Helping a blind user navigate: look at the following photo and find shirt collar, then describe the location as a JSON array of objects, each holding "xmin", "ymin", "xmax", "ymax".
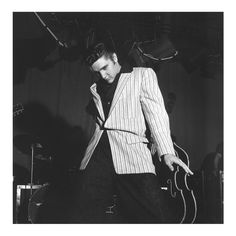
[{"xmin": 120, "ymin": 63, "xmax": 133, "ymax": 74}]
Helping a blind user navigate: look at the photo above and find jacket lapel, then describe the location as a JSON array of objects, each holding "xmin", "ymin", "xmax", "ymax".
[
  {"xmin": 90, "ymin": 83, "xmax": 105, "ymax": 121},
  {"xmin": 107, "ymin": 72, "xmax": 131, "ymax": 117}
]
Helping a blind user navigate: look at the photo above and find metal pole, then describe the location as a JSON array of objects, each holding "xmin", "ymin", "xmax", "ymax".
[{"xmin": 30, "ymin": 144, "xmax": 34, "ymax": 196}]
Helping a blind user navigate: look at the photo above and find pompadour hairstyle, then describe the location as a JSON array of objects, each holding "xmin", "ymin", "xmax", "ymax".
[{"xmin": 85, "ymin": 42, "xmax": 114, "ymax": 66}]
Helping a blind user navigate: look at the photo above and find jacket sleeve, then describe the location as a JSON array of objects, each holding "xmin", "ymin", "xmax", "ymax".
[{"xmin": 140, "ymin": 68, "xmax": 175, "ymax": 158}]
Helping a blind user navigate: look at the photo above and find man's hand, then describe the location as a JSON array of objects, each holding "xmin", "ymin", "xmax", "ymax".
[{"xmin": 163, "ymin": 154, "xmax": 194, "ymax": 175}]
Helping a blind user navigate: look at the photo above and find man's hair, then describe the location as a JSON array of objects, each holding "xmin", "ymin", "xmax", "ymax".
[{"xmin": 85, "ymin": 42, "xmax": 115, "ymax": 66}]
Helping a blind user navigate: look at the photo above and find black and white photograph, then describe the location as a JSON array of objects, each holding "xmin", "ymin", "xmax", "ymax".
[{"xmin": 12, "ymin": 11, "xmax": 224, "ymax": 225}]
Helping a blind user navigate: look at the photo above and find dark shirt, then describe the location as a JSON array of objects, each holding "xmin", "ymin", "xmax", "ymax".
[
  {"xmin": 96, "ymin": 64, "xmax": 133, "ymax": 119},
  {"xmin": 90, "ymin": 64, "xmax": 133, "ymax": 169}
]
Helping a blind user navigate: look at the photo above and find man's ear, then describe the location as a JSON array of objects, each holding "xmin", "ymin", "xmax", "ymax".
[{"xmin": 112, "ymin": 53, "xmax": 118, "ymax": 63}]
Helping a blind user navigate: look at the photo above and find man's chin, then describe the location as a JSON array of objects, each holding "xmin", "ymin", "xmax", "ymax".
[{"xmin": 106, "ymin": 78, "xmax": 115, "ymax": 84}]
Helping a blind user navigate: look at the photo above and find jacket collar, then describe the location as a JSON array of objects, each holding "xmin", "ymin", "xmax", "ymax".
[{"xmin": 90, "ymin": 66, "xmax": 133, "ymax": 120}]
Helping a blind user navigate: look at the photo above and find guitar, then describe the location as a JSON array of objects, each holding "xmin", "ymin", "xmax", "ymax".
[{"xmin": 155, "ymin": 142, "xmax": 198, "ymax": 223}]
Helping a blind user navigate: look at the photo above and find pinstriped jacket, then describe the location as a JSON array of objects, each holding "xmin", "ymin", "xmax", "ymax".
[{"xmin": 80, "ymin": 67, "xmax": 175, "ymax": 174}]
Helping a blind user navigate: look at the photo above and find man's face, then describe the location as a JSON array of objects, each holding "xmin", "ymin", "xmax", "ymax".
[{"xmin": 91, "ymin": 53, "xmax": 120, "ymax": 84}]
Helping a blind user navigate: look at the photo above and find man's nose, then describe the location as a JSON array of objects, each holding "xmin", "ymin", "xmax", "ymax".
[{"xmin": 100, "ymin": 71, "xmax": 106, "ymax": 79}]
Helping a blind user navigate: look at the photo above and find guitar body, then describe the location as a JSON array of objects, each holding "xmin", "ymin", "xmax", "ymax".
[{"xmin": 156, "ymin": 143, "xmax": 197, "ymax": 223}]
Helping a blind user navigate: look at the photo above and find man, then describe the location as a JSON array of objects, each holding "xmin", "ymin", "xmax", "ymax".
[{"xmin": 77, "ymin": 42, "xmax": 193, "ymax": 223}]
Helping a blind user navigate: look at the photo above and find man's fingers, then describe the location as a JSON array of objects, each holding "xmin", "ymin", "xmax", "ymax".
[
  {"xmin": 167, "ymin": 163, "xmax": 174, "ymax": 172},
  {"xmin": 164, "ymin": 155, "xmax": 194, "ymax": 175},
  {"xmin": 176, "ymin": 159, "xmax": 194, "ymax": 175},
  {"xmin": 171, "ymin": 158, "xmax": 194, "ymax": 175}
]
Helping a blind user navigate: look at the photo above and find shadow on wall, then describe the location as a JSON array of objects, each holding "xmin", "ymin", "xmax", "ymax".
[{"xmin": 13, "ymin": 101, "xmax": 88, "ymax": 223}]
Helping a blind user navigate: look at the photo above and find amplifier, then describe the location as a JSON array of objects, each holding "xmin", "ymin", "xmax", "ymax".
[{"xmin": 14, "ymin": 184, "xmax": 43, "ymax": 223}]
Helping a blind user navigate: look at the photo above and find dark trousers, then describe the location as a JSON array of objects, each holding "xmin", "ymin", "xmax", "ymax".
[{"xmin": 76, "ymin": 144, "xmax": 172, "ymax": 223}]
